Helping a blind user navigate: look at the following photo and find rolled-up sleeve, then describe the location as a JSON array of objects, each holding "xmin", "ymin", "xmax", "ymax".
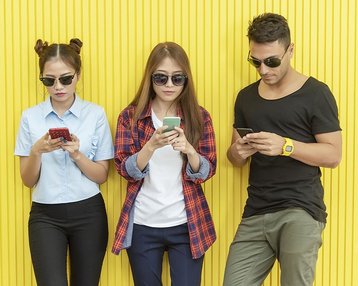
[
  {"xmin": 183, "ymin": 108, "xmax": 217, "ymax": 184},
  {"xmin": 185, "ymin": 155, "xmax": 210, "ymax": 180},
  {"xmin": 125, "ymin": 153, "xmax": 149, "ymax": 180}
]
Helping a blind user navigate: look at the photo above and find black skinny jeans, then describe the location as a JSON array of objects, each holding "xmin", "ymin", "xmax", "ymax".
[{"xmin": 28, "ymin": 193, "xmax": 108, "ymax": 286}]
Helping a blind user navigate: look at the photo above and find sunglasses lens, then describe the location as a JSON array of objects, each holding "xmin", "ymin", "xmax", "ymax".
[
  {"xmin": 152, "ymin": 74, "xmax": 187, "ymax": 86},
  {"xmin": 264, "ymin": 58, "xmax": 281, "ymax": 68},
  {"xmin": 40, "ymin": 74, "xmax": 75, "ymax": 86},
  {"xmin": 171, "ymin": 75, "xmax": 187, "ymax": 86},
  {"xmin": 58, "ymin": 75, "xmax": 74, "ymax": 85},
  {"xmin": 40, "ymin": 78, "xmax": 55, "ymax": 86},
  {"xmin": 248, "ymin": 58, "xmax": 261, "ymax": 68},
  {"xmin": 152, "ymin": 74, "xmax": 168, "ymax": 86},
  {"xmin": 248, "ymin": 57, "xmax": 282, "ymax": 68}
]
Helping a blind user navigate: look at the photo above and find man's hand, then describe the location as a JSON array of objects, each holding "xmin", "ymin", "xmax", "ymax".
[{"xmin": 245, "ymin": 132, "xmax": 285, "ymax": 156}]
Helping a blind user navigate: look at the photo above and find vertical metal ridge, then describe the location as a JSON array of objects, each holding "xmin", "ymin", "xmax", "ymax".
[{"xmin": 0, "ymin": 1, "xmax": 357, "ymax": 285}]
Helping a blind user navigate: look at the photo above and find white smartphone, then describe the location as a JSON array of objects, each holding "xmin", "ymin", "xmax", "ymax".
[{"xmin": 163, "ymin": 117, "xmax": 180, "ymax": 132}]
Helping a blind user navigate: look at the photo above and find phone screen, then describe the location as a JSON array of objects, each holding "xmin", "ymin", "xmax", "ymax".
[
  {"xmin": 236, "ymin": 127, "xmax": 254, "ymax": 137},
  {"xmin": 49, "ymin": 127, "xmax": 72, "ymax": 141},
  {"xmin": 163, "ymin": 117, "xmax": 180, "ymax": 132}
]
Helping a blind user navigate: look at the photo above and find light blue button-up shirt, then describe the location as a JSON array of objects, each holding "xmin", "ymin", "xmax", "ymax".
[{"xmin": 15, "ymin": 95, "xmax": 114, "ymax": 204}]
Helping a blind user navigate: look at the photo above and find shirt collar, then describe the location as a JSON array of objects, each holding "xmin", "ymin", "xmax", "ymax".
[
  {"xmin": 43, "ymin": 94, "xmax": 82, "ymax": 118},
  {"xmin": 68, "ymin": 95, "xmax": 82, "ymax": 118}
]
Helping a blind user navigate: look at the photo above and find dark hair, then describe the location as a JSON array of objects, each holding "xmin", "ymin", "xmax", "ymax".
[
  {"xmin": 34, "ymin": 38, "xmax": 83, "ymax": 74},
  {"xmin": 247, "ymin": 13, "xmax": 291, "ymax": 47},
  {"xmin": 131, "ymin": 42, "xmax": 203, "ymax": 148}
]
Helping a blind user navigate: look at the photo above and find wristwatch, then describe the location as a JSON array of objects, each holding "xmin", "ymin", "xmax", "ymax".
[{"xmin": 281, "ymin": 137, "xmax": 294, "ymax": 156}]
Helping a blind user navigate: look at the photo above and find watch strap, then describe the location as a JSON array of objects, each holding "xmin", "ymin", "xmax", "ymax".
[{"xmin": 281, "ymin": 137, "xmax": 294, "ymax": 156}]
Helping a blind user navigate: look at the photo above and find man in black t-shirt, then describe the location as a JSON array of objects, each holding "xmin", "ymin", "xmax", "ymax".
[{"xmin": 223, "ymin": 13, "xmax": 342, "ymax": 286}]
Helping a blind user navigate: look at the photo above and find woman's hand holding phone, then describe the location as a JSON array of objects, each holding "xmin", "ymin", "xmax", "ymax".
[
  {"xmin": 161, "ymin": 116, "xmax": 195, "ymax": 153},
  {"xmin": 60, "ymin": 134, "xmax": 81, "ymax": 160},
  {"xmin": 170, "ymin": 127, "xmax": 194, "ymax": 154},
  {"xmin": 145, "ymin": 126, "xmax": 177, "ymax": 152},
  {"xmin": 137, "ymin": 126, "xmax": 181, "ymax": 171},
  {"xmin": 170, "ymin": 126, "xmax": 200, "ymax": 171},
  {"xmin": 31, "ymin": 127, "xmax": 80, "ymax": 158},
  {"xmin": 47, "ymin": 127, "xmax": 80, "ymax": 157},
  {"xmin": 144, "ymin": 117, "xmax": 181, "ymax": 152},
  {"xmin": 30, "ymin": 133, "xmax": 63, "ymax": 155}
]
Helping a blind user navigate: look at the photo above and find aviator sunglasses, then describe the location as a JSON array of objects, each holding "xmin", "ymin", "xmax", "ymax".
[
  {"xmin": 40, "ymin": 73, "xmax": 76, "ymax": 87},
  {"xmin": 247, "ymin": 45, "xmax": 290, "ymax": 68},
  {"xmin": 152, "ymin": 73, "xmax": 187, "ymax": 86}
]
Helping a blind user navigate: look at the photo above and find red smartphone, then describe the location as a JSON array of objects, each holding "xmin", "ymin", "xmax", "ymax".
[{"xmin": 48, "ymin": 127, "xmax": 72, "ymax": 142}]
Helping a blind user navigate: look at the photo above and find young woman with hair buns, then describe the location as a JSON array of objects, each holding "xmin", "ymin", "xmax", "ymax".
[{"xmin": 14, "ymin": 38, "xmax": 114, "ymax": 286}]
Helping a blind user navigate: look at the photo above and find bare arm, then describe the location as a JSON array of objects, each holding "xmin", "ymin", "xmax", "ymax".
[
  {"xmin": 19, "ymin": 133, "xmax": 63, "ymax": 188},
  {"xmin": 136, "ymin": 126, "xmax": 201, "ymax": 172},
  {"xmin": 71, "ymin": 155, "xmax": 109, "ymax": 184},
  {"xmin": 172, "ymin": 127, "xmax": 200, "ymax": 172},
  {"xmin": 290, "ymin": 131, "xmax": 342, "ymax": 168},
  {"xmin": 20, "ymin": 153, "xmax": 42, "ymax": 188},
  {"xmin": 245, "ymin": 130, "xmax": 342, "ymax": 168},
  {"xmin": 186, "ymin": 150, "xmax": 200, "ymax": 172},
  {"xmin": 136, "ymin": 126, "xmax": 179, "ymax": 171},
  {"xmin": 62, "ymin": 134, "xmax": 110, "ymax": 184}
]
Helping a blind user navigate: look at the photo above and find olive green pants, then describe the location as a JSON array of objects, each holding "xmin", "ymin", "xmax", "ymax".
[{"xmin": 223, "ymin": 208, "xmax": 325, "ymax": 286}]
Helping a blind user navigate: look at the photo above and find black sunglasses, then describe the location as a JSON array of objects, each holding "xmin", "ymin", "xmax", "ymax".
[
  {"xmin": 152, "ymin": 73, "xmax": 187, "ymax": 86},
  {"xmin": 247, "ymin": 45, "xmax": 290, "ymax": 68},
  {"xmin": 40, "ymin": 74, "xmax": 76, "ymax": 87}
]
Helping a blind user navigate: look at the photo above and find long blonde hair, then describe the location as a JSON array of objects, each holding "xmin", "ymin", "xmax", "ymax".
[{"xmin": 131, "ymin": 42, "xmax": 203, "ymax": 148}]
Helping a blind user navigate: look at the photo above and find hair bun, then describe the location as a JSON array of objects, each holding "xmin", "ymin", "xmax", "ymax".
[
  {"xmin": 34, "ymin": 39, "xmax": 49, "ymax": 57},
  {"xmin": 69, "ymin": 38, "xmax": 83, "ymax": 54}
]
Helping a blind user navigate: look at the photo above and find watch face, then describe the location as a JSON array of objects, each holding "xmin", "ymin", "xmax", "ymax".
[{"xmin": 285, "ymin": 145, "xmax": 293, "ymax": 152}]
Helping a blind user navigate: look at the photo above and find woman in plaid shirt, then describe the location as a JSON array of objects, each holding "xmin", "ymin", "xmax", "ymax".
[{"xmin": 112, "ymin": 42, "xmax": 217, "ymax": 286}]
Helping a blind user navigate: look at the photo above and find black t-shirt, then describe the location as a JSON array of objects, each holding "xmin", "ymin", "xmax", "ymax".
[{"xmin": 234, "ymin": 77, "xmax": 341, "ymax": 222}]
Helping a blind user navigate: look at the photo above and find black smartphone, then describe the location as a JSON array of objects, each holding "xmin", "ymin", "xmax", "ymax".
[
  {"xmin": 48, "ymin": 127, "xmax": 72, "ymax": 142},
  {"xmin": 236, "ymin": 127, "xmax": 254, "ymax": 137}
]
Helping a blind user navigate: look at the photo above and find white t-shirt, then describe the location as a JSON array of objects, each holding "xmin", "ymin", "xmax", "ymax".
[{"xmin": 133, "ymin": 111, "xmax": 187, "ymax": 227}]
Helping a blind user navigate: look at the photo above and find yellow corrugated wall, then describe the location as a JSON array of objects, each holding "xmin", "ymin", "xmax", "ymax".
[{"xmin": 0, "ymin": 0, "xmax": 357, "ymax": 285}]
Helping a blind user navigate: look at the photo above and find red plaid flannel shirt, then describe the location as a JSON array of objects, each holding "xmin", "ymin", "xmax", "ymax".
[{"xmin": 111, "ymin": 103, "xmax": 217, "ymax": 259}]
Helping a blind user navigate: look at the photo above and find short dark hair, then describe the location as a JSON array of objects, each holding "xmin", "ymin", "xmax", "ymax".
[{"xmin": 247, "ymin": 13, "xmax": 291, "ymax": 47}]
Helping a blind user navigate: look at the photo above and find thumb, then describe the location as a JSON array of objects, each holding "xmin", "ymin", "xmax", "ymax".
[
  {"xmin": 44, "ymin": 132, "xmax": 51, "ymax": 140},
  {"xmin": 70, "ymin": 134, "xmax": 80, "ymax": 143}
]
